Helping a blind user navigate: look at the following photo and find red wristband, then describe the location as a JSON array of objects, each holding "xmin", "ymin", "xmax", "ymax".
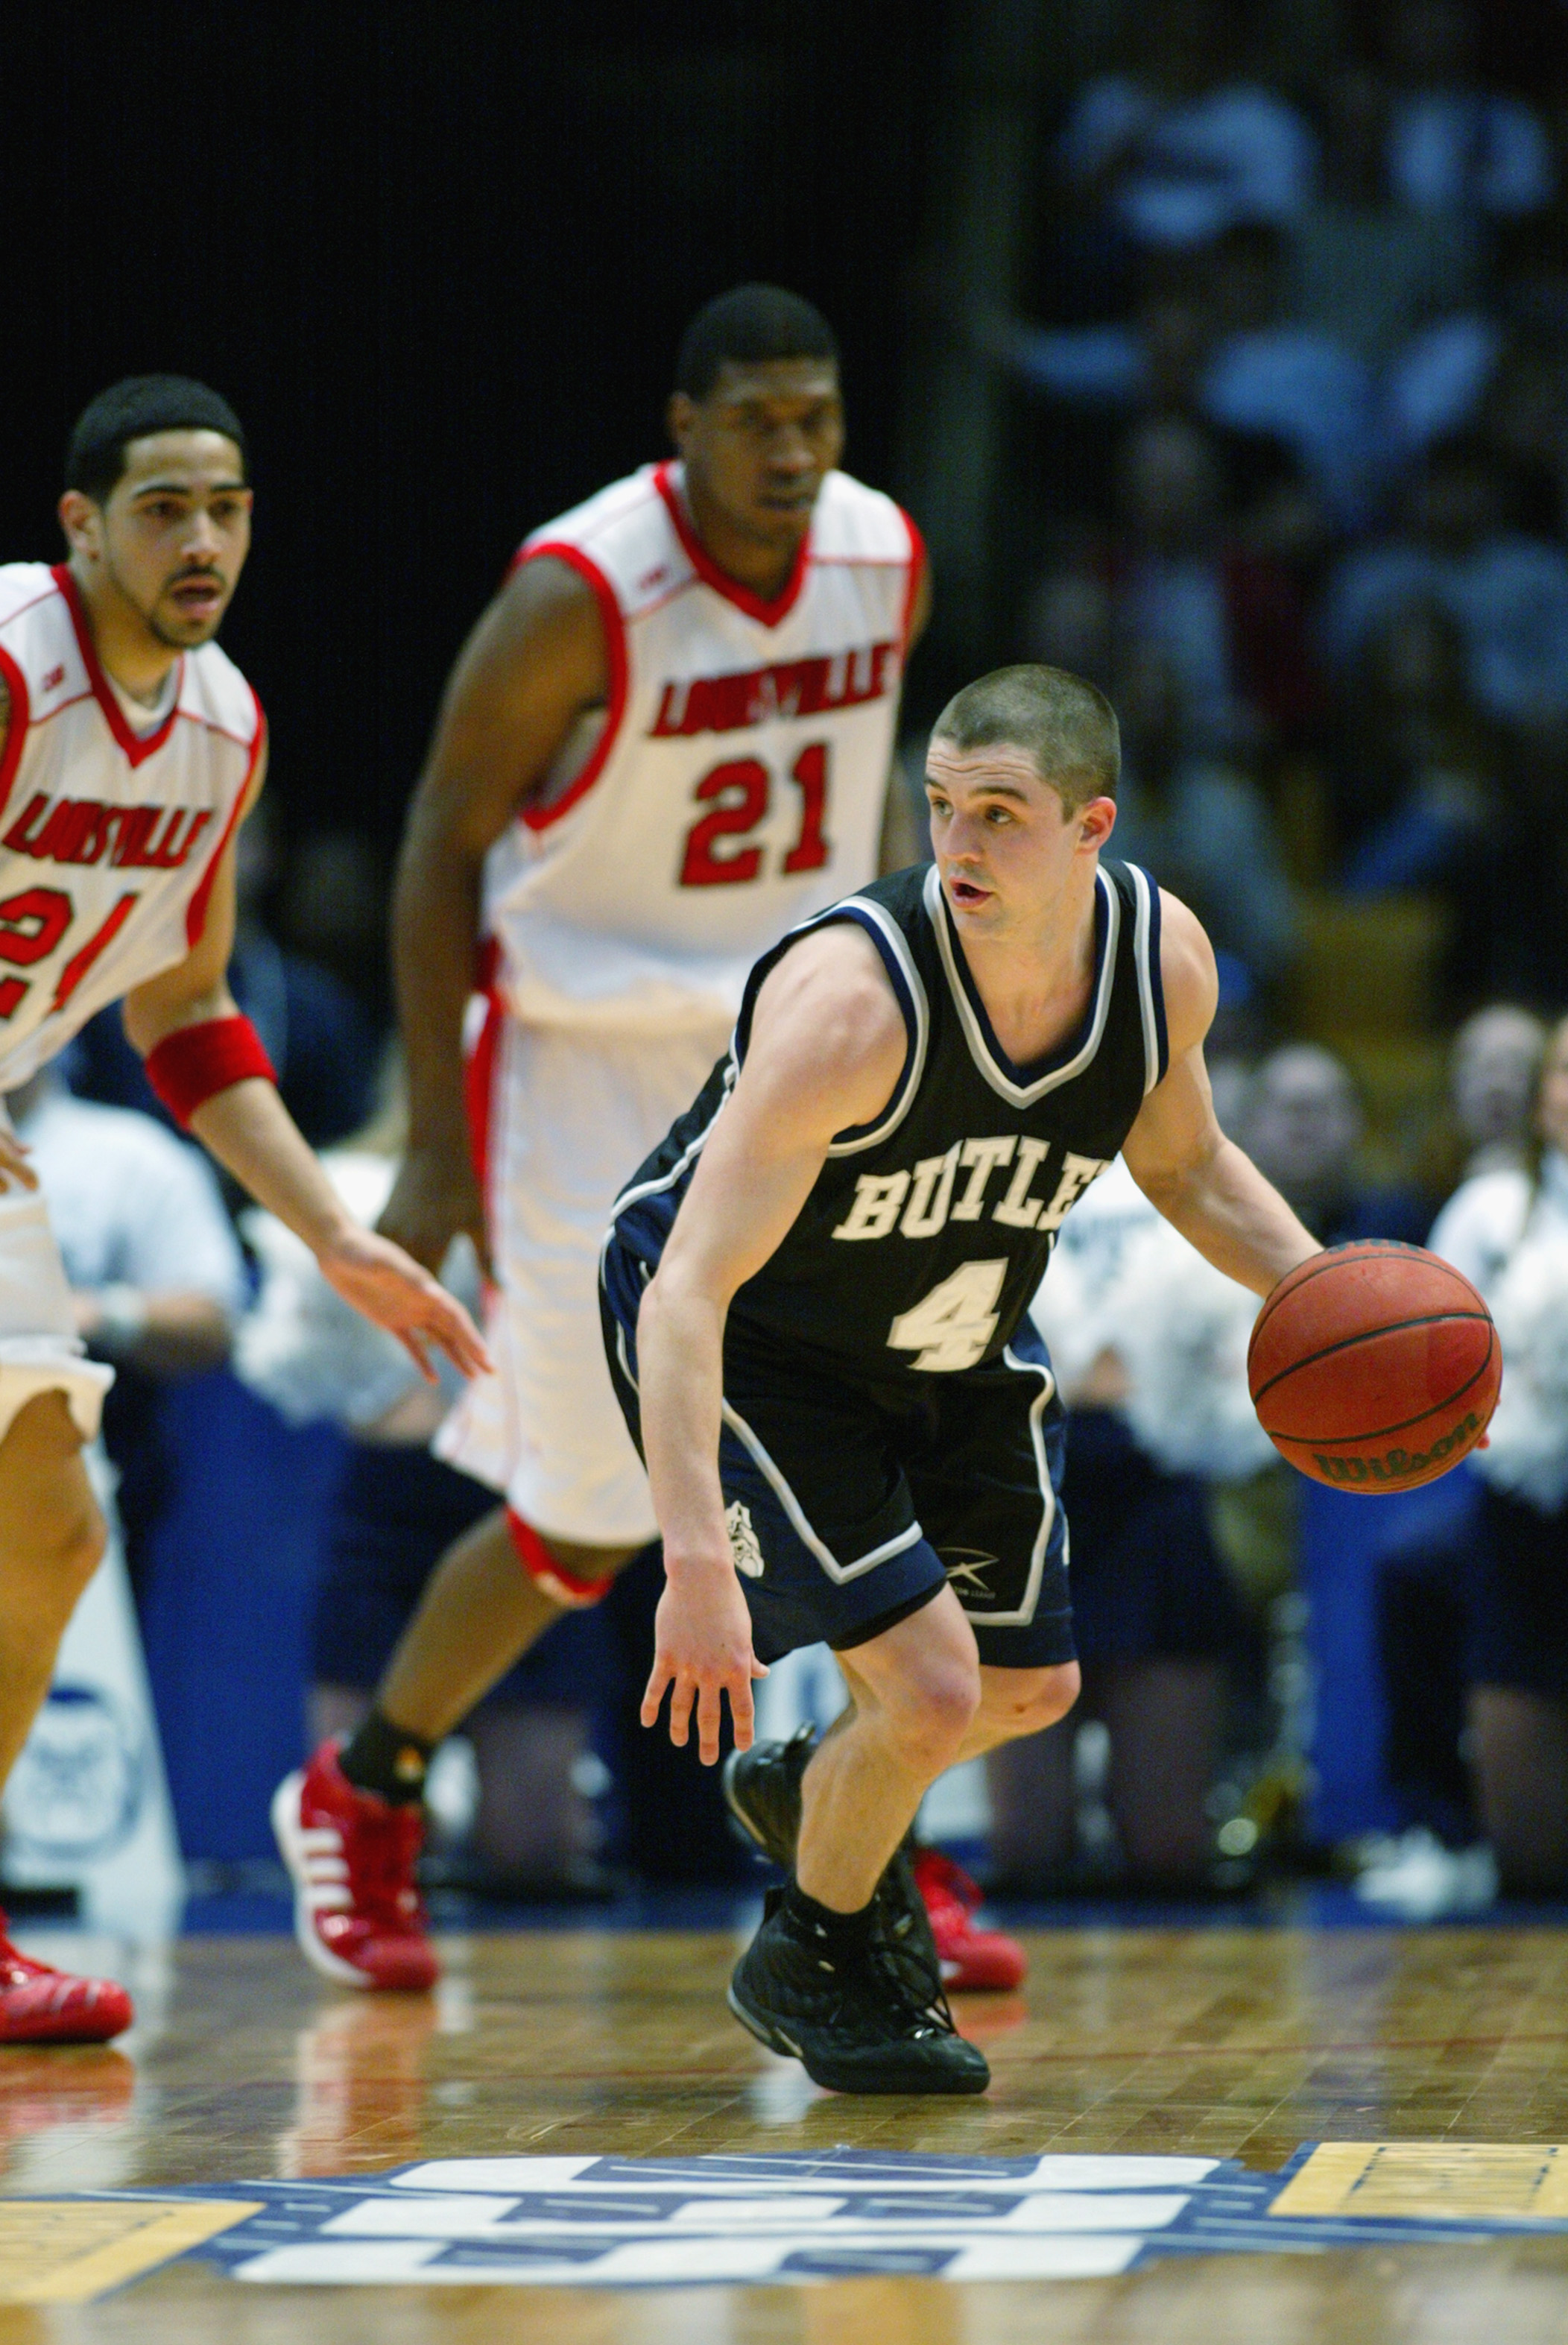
[{"xmin": 144, "ymin": 1014, "xmax": 276, "ymax": 1129}]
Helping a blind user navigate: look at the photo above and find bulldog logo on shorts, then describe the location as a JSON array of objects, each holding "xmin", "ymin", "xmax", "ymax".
[{"xmin": 725, "ymin": 1501, "xmax": 765, "ymax": 1578}]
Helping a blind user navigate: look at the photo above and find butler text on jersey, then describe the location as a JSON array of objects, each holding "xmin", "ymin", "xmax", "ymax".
[{"xmin": 832, "ymin": 1143, "xmax": 1107, "ymax": 1245}]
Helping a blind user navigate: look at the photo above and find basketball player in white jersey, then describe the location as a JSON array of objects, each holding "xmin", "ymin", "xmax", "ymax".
[
  {"xmin": 274, "ymin": 285, "xmax": 957, "ymax": 1989},
  {"xmin": 0, "ymin": 376, "xmax": 484, "ymax": 2043}
]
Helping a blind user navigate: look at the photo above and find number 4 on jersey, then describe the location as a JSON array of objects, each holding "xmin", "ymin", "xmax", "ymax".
[{"xmin": 888, "ymin": 1260, "xmax": 1008, "ymax": 1372}]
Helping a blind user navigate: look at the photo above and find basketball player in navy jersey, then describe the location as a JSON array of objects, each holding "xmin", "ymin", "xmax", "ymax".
[
  {"xmin": 0, "ymin": 378, "xmax": 485, "ymax": 2044},
  {"xmin": 276, "ymin": 285, "xmax": 1040, "ymax": 1993},
  {"xmin": 601, "ymin": 664, "xmax": 1320, "ymax": 2092}
]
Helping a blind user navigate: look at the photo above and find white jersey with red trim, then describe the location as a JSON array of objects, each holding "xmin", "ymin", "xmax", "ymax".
[
  {"xmin": 481, "ymin": 461, "xmax": 922, "ymax": 1036},
  {"xmin": 0, "ymin": 563, "xmax": 262, "ymax": 1089}
]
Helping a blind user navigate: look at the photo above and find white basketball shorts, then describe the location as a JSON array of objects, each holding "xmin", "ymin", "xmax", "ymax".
[
  {"xmin": 435, "ymin": 1016, "xmax": 730, "ymax": 1547},
  {"xmin": 0, "ymin": 1186, "xmax": 114, "ymax": 1446}
]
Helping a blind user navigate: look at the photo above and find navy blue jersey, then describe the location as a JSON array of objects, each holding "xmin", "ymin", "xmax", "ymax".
[{"xmin": 609, "ymin": 859, "xmax": 1169, "ymax": 1387}]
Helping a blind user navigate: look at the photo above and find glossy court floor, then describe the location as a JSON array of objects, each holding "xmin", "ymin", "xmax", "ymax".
[{"xmin": 7, "ymin": 1910, "xmax": 1568, "ymax": 2344}]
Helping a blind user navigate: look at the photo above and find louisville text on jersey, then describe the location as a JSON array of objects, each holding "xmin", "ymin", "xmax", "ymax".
[
  {"xmin": 650, "ymin": 643, "xmax": 900, "ymax": 738},
  {"xmin": 2, "ymin": 793, "xmax": 215, "ymax": 872},
  {"xmin": 832, "ymin": 1140, "xmax": 1108, "ymax": 1243}
]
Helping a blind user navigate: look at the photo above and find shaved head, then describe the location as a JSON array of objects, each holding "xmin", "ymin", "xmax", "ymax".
[{"xmin": 933, "ymin": 663, "xmax": 1119, "ymax": 812}]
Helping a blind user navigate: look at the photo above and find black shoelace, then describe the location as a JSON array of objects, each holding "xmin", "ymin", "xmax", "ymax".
[{"xmin": 865, "ymin": 1937, "xmax": 961, "ymax": 2039}]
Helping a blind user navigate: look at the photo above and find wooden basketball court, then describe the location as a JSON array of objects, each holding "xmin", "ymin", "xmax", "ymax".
[{"xmin": 5, "ymin": 1913, "xmax": 1568, "ymax": 2341}]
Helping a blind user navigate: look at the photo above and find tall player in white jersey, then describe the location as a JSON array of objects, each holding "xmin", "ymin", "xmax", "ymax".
[
  {"xmin": 274, "ymin": 287, "xmax": 933, "ymax": 1989},
  {"xmin": 0, "ymin": 377, "xmax": 484, "ymax": 2044}
]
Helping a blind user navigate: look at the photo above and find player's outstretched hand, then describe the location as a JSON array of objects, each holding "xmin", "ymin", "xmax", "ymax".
[
  {"xmin": 377, "ymin": 1140, "xmax": 491, "ymax": 1279},
  {"xmin": 643, "ymin": 1568, "xmax": 768, "ymax": 1767},
  {"xmin": 0, "ymin": 1125, "xmax": 37, "ymax": 1194},
  {"xmin": 317, "ymin": 1223, "xmax": 491, "ymax": 1383}
]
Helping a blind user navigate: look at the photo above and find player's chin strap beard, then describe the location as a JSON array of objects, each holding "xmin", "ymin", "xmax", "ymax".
[
  {"xmin": 99, "ymin": 549, "xmax": 221, "ymax": 651},
  {"xmin": 152, "ymin": 575, "xmax": 225, "ymax": 648}
]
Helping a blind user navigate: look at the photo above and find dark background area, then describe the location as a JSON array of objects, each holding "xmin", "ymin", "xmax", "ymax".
[{"xmin": 1, "ymin": 1, "xmax": 941, "ymax": 851}]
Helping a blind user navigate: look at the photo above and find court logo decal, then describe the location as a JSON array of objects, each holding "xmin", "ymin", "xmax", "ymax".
[
  {"xmin": 0, "ymin": 2199, "xmax": 259, "ymax": 2304},
  {"xmin": 28, "ymin": 2144, "xmax": 1568, "ymax": 2296}
]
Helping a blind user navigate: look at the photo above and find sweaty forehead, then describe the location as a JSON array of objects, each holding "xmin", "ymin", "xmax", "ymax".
[
  {"xmin": 707, "ymin": 359, "xmax": 841, "ymax": 408},
  {"xmin": 118, "ymin": 429, "xmax": 247, "ymax": 490},
  {"xmin": 926, "ymin": 738, "xmax": 1046, "ymax": 793}
]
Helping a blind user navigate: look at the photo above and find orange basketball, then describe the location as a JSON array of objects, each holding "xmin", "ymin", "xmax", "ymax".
[{"xmin": 1247, "ymin": 1240, "xmax": 1500, "ymax": 1492}]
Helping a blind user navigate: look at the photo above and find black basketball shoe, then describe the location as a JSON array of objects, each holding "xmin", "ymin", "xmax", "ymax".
[
  {"xmin": 722, "ymin": 1728, "xmax": 815, "ymax": 1866},
  {"xmin": 724, "ymin": 1732, "xmax": 945, "ymax": 2009},
  {"xmin": 728, "ymin": 1889, "xmax": 990, "ymax": 2095}
]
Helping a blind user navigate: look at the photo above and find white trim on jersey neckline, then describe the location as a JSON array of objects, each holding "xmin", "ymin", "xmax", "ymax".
[{"xmin": 923, "ymin": 862, "xmax": 1122, "ymax": 1108}]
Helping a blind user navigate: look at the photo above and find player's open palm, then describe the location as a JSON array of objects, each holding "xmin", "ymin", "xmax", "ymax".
[
  {"xmin": 643, "ymin": 1570, "xmax": 768, "ymax": 1767},
  {"xmin": 377, "ymin": 1140, "xmax": 491, "ymax": 1278},
  {"xmin": 317, "ymin": 1222, "xmax": 491, "ymax": 1383}
]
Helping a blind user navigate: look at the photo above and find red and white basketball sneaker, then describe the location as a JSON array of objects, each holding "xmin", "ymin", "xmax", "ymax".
[
  {"xmin": 0, "ymin": 1919, "xmax": 133, "ymax": 2043},
  {"xmin": 272, "ymin": 1742, "xmax": 438, "ymax": 1992},
  {"xmin": 914, "ymin": 1849, "xmax": 1028, "ymax": 1993}
]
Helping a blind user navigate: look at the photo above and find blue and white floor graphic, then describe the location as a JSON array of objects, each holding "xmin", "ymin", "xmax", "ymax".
[{"xmin": 27, "ymin": 2142, "xmax": 1568, "ymax": 2296}]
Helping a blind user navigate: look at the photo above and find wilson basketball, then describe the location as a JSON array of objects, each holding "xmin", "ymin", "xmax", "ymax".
[{"xmin": 1247, "ymin": 1241, "xmax": 1500, "ymax": 1492}]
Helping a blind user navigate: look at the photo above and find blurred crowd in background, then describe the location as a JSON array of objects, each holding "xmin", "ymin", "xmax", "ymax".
[
  {"xmin": 970, "ymin": 0, "xmax": 1568, "ymax": 1919},
  {"xmin": 1002, "ymin": 0, "xmax": 1568, "ymax": 1033},
  {"xmin": 14, "ymin": 0, "xmax": 1568, "ymax": 1928}
]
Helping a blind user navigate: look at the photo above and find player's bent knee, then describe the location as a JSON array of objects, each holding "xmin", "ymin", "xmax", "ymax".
[
  {"xmin": 11, "ymin": 1495, "xmax": 107, "ymax": 1601},
  {"xmin": 51, "ymin": 1503, "xmax": 108, "ymax": 1595},
  {"xmin": 505, "ymin": 1509, "xmax": 628, "ymax": 1609},
  {"xmin": 882, "ymin": 1658, "xmax": 982, "ymax": 1764},
  {"xmin": 0, "ymin": 1390, "xmax": 107, "ymax": 1594},
  {"xmin": 996, "ymin": 1661, "xmax": 1081, "ymax": 1739}
]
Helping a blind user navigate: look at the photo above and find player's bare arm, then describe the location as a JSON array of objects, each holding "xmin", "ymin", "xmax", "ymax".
[
  {"xmin": 636, "ymin": 924, "xmax": 907, "ymax": 1764},
  {"xmin": 1122, "ymin": 890, "xmax": 1319, "ymax": 1293},
  {"xmin": 122, "ymin": 749, "xmax": 487, "ymax": 1383},
  {"xmin": 379, "ymin": 556, "xmax": 609, "ymax": 1273},
  {"xmin": 876, "ymin": 561, "xmax": 935, "ymax": 872},
  {"xmin": 0, "ymin": 675, "xmax": 35, "ymax": 1198},
  {"xmin": 907, "ymin": 560, "xmax": 932, "ymax": 653}
]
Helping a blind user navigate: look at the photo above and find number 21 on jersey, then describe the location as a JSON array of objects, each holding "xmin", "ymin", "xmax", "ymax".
[
  {"xmin": 679, "ymin": 742, "xmax": 830, "ymax": 887},
  {"xmin": 0, "ymin": 886, "xmax": 139, "ymax": 1020}
]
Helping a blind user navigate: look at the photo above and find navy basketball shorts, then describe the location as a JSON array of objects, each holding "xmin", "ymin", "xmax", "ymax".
[{"xmin": 600, "ymin": 1237, "xmax": 1074, "ymax": 1672}]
